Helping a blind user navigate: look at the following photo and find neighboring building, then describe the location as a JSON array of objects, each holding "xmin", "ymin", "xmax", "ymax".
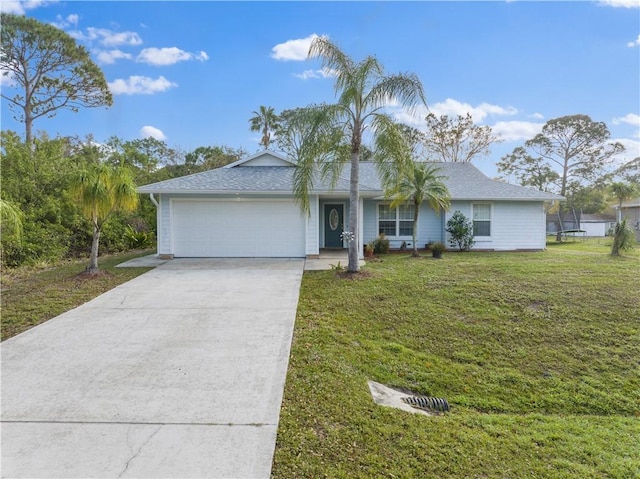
[
  {"xmin": 618, "ymin": 198, "xmax": 640, "ymax": 241},
  {"xmin": 138, "ymin": 150, "xmax": 564, "ymax": 258},
  {"xmin": 579, "ymin": 213, "xmax": 617, "ymax": 237}
]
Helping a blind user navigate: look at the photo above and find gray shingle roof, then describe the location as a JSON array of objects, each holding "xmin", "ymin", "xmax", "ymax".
[{"xmin": 138, "ymin": 162, "xmax": 564, "ymax": 201}]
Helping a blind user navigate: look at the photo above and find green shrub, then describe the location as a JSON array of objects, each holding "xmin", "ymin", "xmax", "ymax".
[
  {"xmin": 611, "ymin": 219, "xmax": 635, "ymax": 256},
  {"xmin": 124, "ymin": 225, "xmax": 154, "ymax": 249},
  {"xmin": 446, "ymin": 211, "xmax": 475, "ymax": 251},
  {"xmin": 372, "ymin": 233, "xmax": 390, "ymax": 255}
]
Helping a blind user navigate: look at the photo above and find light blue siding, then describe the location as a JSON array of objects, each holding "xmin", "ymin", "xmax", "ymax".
[
  {"xmin": 363, "ymin": 200, "xmax": 446, "ymax": 249},
  {"xmin": 445, "ymin": 201, "xmax": 546, "ymax": 250}
]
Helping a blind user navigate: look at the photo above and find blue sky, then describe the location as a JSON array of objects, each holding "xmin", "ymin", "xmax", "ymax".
[{"xmin": 2, "ymin": 0, "xmax": 639, "ymax": 178}]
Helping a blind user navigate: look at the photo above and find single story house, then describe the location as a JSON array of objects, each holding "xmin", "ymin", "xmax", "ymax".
[
  {"xmin": 580, "ymin": 213, "xmax": 616, "ymax": 237},
  {"xmin": 138, "ymin": 150, "xmax": 564, "ymax": 259},
  {"xmin": 546, "ymin": 210, "xmax": 616, "ymax": 238},
  {"xmin": 618, "ymin": 198, "xmax": 640, "ymax": 241}
]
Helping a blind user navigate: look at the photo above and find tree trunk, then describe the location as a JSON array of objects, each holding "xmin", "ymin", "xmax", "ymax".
[
  {"xmin": 617, "ymin": 200, "xmax": 622, "ymax": 223},
  {"xmin": 87, "ymin": 221, "xmax": 101, "ymax": 275},
  {"xmin": 25, "ymin": 110, "xmax": 33, "ymax": 152},
  {"xmin": 347, "ymin": 149, "xmax": 360, "ymax": 273},
  {"xmin": 412, "ymin": 199, "xmax": 420, "ymax": 257},
  {"xmin": 555, "ymin": 204, "xmax": 564, "ymax": 242}
]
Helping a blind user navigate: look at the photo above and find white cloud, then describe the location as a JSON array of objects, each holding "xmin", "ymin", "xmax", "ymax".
[
  {"xmin": 608, "ymin": 138, "xmax": 640, "ymax": 166},
  {"xmin": 492, "ymin": 120, "xmax": 545, "ymax": 142},
  {"xmin": 271, "ymin": 34, "xmax": 319, "ymax": 61},
  {"xmin": 69, "ymin": 27, "xmax": 142, "ymax": 47},
  {"xmin": 51, "ymin": 13, "xmax": 79, "ymax": 29},
  {"xmin": 293, "ymin": 68, "xmax": 336, "ymax": 80},
  {"xmin": 627, "ymin": 34, "xmax": 640, "ymax": 47},
  {"xmin": 0, "ymin": 68, "xmax": 17, "ymax": 87},
  {"xmin": 108, "ymin": 76, "xmax": 177, "ymax": 95},
  {"xmin": 95, "ymin": 49, "xmax": 132, "ymax": 65},
  {"xmin": 613, "ymin": 113, "xmax": 640, "ymax": 126},
  {"xmin": 598, "ymin": 0, "xmax": 640, "ymax": 7},
  {"xmin": 393, "ymin": 99, "xmax": 519, "ymax": 131},
  {"xmin": 136, "ymin": 47, "xmax": 209, "ymax": 66},
  {"xmin": 530, "ymin": 112, "xmax": 545, "ymax": 120},
  {"xmin": 140, "ymin": 125, "xmax": 166, "ymax": 141},
  {"xmin": 429, "ymin": 98, "xmax": 518, "ymax": 122},
  {"xmin": 0, "ymin": 0, "xmax": 47, "ymax": 14}
]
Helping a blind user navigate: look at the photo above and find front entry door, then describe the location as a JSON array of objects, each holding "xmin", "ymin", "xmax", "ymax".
[{"xmin": 324, "ymin": 204, "xmax": 344, "ymax": 248}]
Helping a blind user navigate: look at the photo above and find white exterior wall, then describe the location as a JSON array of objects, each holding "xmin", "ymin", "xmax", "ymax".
[
  {"xmin": 446, "ymin": 201, "xmax": 546, "ymax": 250},
  {"xmin": 306, "ymin": 195, "xmax": 320, "ymax": 256},
  {"xmin": 582, "ymin": 222, "xmax": 609, "ymax": 237},
  {"xmin": 158, "ymin": 194, "xmax": 172, "ymax": 256}
]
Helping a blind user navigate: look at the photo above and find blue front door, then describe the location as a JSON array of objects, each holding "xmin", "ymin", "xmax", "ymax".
[{"xmin": 324, "ymin": 204, "xmax": 344, "ymax": 248}]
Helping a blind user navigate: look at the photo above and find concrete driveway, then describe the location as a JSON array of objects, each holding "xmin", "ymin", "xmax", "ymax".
[{"xmin": 1, "ymin": 258, "xmax": 304, "ymax": 478}]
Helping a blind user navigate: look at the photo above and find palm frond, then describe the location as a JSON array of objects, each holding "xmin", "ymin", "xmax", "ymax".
[
  {"xmin": 308, "ymin": 37, "xmax": 356, "ymax": 97},
  {"xmin": 364, "ymin": 73, "xmax": 426, "ymax": 114},
  {"xmin": 0, "ymin": 198, "xmax": 24, "ymax": 239}
]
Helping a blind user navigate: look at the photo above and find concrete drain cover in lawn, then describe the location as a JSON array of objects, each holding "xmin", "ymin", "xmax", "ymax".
[{"xmin": 368, "ymin": 381, "xmax": 449, "ymax": 416}]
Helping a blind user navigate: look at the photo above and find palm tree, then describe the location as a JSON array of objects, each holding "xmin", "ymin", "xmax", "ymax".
[
  {"xmin": 71, "ymin": 164, "xmax": 138, "ymax": 274},
  {"xmin": 249, "ymin": 105, "xmax": 279, "ymax": 150},
  {"xmin": 0, "ymin": 198, "xmax": 23, "ymax": 240},
  {"xmin": 296, "ymin": 37, "xmax": 426, "ymax": 272},
  {"xmin": 385, "ymin": 162, "xmax": 451, "ymax": 257},
  {"xmin": 611, "ymin": 182, "xmax": 638, "ymax": 222}
]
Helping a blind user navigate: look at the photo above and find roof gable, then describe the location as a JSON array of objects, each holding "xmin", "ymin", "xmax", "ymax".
[{"xmin": 224, "ymin": 150, "xmax": 295, "ymax": 168}]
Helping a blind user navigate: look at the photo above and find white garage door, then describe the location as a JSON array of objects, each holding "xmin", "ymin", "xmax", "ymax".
[{"xmin": 172, "ymin": 200, "xmax": 306, "ymax": 257}]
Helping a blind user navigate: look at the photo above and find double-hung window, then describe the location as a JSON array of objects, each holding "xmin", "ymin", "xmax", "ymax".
[
  {"xmin": 378, "ymin": 204, "xmax": 414, "ymax": 237},
  {"xmin": 472, "ymin": 203, "xmax": 491, "ymax": 237}
]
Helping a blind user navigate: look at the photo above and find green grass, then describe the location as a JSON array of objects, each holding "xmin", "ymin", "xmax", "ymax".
[
  {"xmin": 272, "ymin": 239, "xmax": 640, "ymax": 478},
  {"xmin": 1, "ymin": 250, "xmax": 154, "ymax": 340}
]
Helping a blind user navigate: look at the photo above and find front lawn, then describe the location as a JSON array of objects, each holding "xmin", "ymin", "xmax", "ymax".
[
  {"xmin": 272, "ymin": 240, "xmax": 640, "ymax": 478},
  {"xmin": 1, "ymin": 250, "xmax": 153, "ymax": 341}
]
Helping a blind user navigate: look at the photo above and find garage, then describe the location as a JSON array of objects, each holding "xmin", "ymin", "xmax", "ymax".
[{"xmin": 171, "ymin": 199, "xmax": 306, "ymax": 257}]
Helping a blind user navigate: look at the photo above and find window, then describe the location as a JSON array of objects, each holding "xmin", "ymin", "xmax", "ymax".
[
  {"xmin": 378, "ymin": 204, "xmax": 414, "ymax": 237},
  {"xmin": 472, "ymin": 203, "xmax": 491, "ymax": 237}
]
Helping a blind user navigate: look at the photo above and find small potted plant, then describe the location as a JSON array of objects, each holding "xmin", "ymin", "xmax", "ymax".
[
  {"xmin": 431, "ymin": 241, "xmax": 445, "ymax": 259},
  {"xmin": 364, "ymin": 241, "xmax": 374, "ymax": 258}
]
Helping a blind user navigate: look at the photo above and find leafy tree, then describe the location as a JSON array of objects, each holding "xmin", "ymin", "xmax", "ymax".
[
  {"xmin": 423, "ymin": 113, "xmax": 501, "ymax": 163},
  {"xmin": 385, "ymin": 162, "xmax": 450, "ymax": 257},
  {"xmin": 614, "ymin": 157, "xmax": 640, "ymax": 184},
  {"xmin": 610, "ymin": 182, "xmax": 638, "ymax": 222},
  {"xmin": 498, "ymin": 115, "xmax": 624, "ymax": 198},
  {"xmin": 0, "ymin": 131, "xmax": 89, "ymax": 265},
  {"xmin": 295, "ymin": 36, "xmax": 426, "ymax": 272},
  {"xmin": 565, "ymin": 185, "xmax": 608, "ymax": 214},
  {"xmin": 184, "ymin": 145, "xmax": 241, "ymax": 171},
  {"xmin": 611, "ymin": 219, "xmax": 635, "ymax": 256},
  {"xmin": 71, "ymin": 164, "xmax": 139, "ymax": 274},
  {"xmin": 1, "ymin": 13, "xmax": 112, "ymax": 147},
  {"xmin": 249, "ymin": 105, "xmax": 279, "ymax": 149},
  {"xmin": 446, "ymin": 211, "xmax": 475, "ymax": 251},
  {"xmin": 497, "ymin": 146, "xmax": 560, "ymax": 192}
]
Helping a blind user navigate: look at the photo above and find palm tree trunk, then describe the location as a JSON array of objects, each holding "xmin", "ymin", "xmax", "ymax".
[
  {"xmin": 87, "ymin": 220, "xmax": 101, "ymax": 275},
  {"xmin": 412, "ymin": 199, "xmax": 420, "ymax": 257},
  {"xmin": 348, "ymin": 150, "xmax": 360, "ymax": 273}
]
